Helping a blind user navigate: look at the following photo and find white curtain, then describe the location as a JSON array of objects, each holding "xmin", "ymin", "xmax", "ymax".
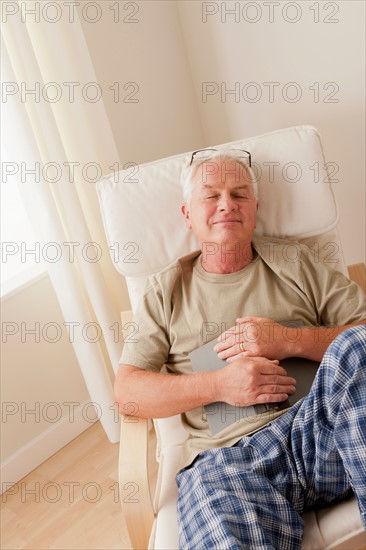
[{"xmin": 2, "ymin": 4, "xmax": 125, "ymax": 442}]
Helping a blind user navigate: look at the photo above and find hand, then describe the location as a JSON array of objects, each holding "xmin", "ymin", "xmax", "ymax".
[
  {"xmin": 214, "ymin": 356, "xmax": 296, "ymax": 406},
  {"xmin": 214, "ymin": 316, "xmax": 296, "ymax": 361}
]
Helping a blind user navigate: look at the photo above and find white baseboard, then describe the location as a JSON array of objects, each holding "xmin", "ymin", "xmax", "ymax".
[{"xmin": 0, "ymin": 400, "xmax": 95, "ymax": 494}]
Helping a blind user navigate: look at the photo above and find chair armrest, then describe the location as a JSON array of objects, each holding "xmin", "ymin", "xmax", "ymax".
[
  {"xmin": 119, "ymin": 415, "xmax": 155, "ymax": 550},
  {"xmin": 348, "ymin": 263, "xmax": 366, "ymax": 294}
]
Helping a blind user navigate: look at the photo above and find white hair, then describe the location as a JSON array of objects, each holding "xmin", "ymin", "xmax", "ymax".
[{"xmin": 180, "ymin": 151, "xmax": 257, "ymax": 204}]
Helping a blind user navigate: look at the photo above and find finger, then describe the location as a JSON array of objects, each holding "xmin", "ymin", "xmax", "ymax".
[
  {"xmin": 255, "ymin": 393, "xmax": 292, "ymax": 404},
  {"xmin": 217, "ymin": 348, "xmax": 237, "ymax": 360},
  {"xmin": 217, "ymin": 343, "xmax": 247, "ymax": 359},
  {"xmin": 259, "ymin": 375, "xmax": 297, "ymax": 388},
  {"xmin": 257, "ymin": 363, "xmax": 289, "ymax": 376},
  {"xmin": 214, "ymin": 340, "xmax": 233, "ymax": 352},
  {"xmin": 215, "ymin": 335, "xmax": 243, "ymax": 352},
  {"xmin": 217, "ymin": 321, "xmax": 246, "ymax": 342},
  {"xmin": 227, "ymin": 357, "xmax": 282, "ymax": 367},
  {"xmin": 224, "ymin": 349, "xmax": 266, "ymax": 363},
  {"xmin": 258, "ymin": 383, "xmax": 296, "ymax": 396},
  {"xmin": 215, "ymin": 337, "xmax": 232, "ymax": 350},
  {"xmin": 236, "ymin": 316, "xmax": 256, "ymax": 323}
]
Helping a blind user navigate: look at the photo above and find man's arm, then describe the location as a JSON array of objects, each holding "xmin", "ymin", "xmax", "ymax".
[
  {"xmin": 115, "ymin": 358, "xmax": 297, "ymax": 418},
  {"xmin": 215, "ymin": 317, "xmax": 366, "ymax": 363}
]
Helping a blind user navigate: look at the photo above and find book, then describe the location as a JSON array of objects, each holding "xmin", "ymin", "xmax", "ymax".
[{"xmin": 189, "ymin": 336, "xmax": 319, "ymax": 435}]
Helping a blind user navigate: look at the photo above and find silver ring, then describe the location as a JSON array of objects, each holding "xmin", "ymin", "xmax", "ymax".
[{"xmin": 239, "ymin": 342, "xmax": 246, "ymax": 352}]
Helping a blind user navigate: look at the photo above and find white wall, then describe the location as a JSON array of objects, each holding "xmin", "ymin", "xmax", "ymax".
[
  {"xmin": 1, "ymin": 275, "xmax": 92, "ymax": 483},
  {"xmin": 79, "ymin": 0, "xmax": 205, "ymax": 165},
  {"xmin": 177, "ymin": 0, "xmax": 365, "ymax": 264}
]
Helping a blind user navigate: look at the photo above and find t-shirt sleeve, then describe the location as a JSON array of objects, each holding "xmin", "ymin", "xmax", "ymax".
[
  {"xmin": 119, "ymin": 275, "xmax": 170, "ymax": 372},
  {"xmin": 299, "ymin": 247, "xmax": 365, "ymax": 326}
]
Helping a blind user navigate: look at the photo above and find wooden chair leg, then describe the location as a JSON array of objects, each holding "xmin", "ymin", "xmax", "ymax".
[{"xmin": 119, "ymin": 415, "xmax": 155, "ymax": 549}]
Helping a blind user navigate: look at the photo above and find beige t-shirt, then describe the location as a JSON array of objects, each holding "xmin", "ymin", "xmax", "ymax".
[{"xmin": 120, "ymin": 237, "xmax": 365, "ymax": 469}]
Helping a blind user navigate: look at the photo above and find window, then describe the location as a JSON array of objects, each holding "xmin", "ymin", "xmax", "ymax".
[{"xmin": 1, "ymin": 45, "xmax": 46, "ymax": 297}]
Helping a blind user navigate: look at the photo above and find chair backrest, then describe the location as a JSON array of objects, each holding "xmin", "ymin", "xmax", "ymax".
[{"xmin": 96, "ymin": 125, "xmax": 347, "ymax": 311}]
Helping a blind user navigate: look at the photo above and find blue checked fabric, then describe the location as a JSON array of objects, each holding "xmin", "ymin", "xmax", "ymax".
[{"xmin": 176, "ymin": 325, "xmax": 366, "ymax": 550}]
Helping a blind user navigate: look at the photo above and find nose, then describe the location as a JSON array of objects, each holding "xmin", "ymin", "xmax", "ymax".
[{"xmin": 217, "ymin": 193, "xmax": 237, "ymax": 211}]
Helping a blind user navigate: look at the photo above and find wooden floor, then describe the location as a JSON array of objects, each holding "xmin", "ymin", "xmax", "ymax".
[{"xmin": 0, "ymin": 422, "xmax": 132, "ymax": 549}]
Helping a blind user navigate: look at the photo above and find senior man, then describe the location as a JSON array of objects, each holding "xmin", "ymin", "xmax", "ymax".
[{"xmin": 115, "ymin": 149, "xmax": 365, "ymax": 549}]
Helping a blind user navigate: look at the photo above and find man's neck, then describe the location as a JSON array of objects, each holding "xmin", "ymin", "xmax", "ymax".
[{"xmin": 200, "ymin": 241, "xmax": 254, "ymax": 274}]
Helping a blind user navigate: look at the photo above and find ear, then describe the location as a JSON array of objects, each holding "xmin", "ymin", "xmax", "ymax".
[{"xmin": 181, "ymin": 203, "xmax": 192, "ymax": 229}]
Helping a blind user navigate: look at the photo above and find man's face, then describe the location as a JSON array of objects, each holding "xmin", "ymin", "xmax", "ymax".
[{"xmin": 181, "ymin": 159, "xmax": 258, "ymax": 247}]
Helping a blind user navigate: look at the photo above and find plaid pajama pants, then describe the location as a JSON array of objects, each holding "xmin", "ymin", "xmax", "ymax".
[{"xmin": 176, "ymin": 325, "xmax": 366, "ymax": 550}]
